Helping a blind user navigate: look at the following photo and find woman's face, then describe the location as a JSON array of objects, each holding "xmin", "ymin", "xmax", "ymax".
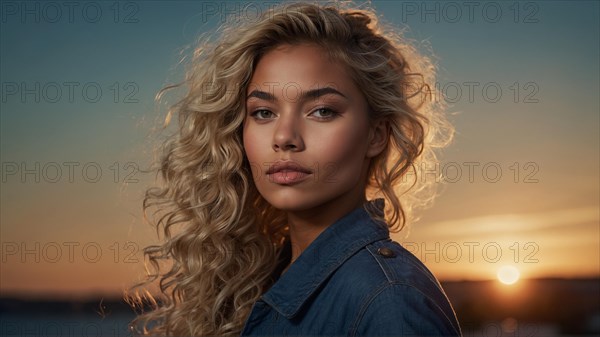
[{"xmin": 243, "ymin": 43, "xmax": 383, "ymax": 212}]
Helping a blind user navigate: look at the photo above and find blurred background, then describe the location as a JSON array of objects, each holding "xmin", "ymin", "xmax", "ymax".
[{"xmin": 1, "ymin": 0, "xmax": 598, "ymax": 336}]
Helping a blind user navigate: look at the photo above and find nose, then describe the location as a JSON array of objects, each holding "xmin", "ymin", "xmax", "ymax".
[{"xmin": 272, "ymin": 113, "xmax": 304, "ymax": 152}]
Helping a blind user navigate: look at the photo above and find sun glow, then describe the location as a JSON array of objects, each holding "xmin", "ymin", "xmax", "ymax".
[{"xmin": 497, "ymin": 265, "xmax": 520, "ymax": 285}]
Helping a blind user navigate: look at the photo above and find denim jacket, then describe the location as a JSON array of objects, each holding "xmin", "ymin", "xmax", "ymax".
[{"xmin": 240, "ymin": 199, "xmax": 462, "ymax": 337}]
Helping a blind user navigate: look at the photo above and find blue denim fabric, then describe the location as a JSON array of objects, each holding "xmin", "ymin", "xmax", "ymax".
[{"xmin": 240, "ymin": 199, "xmax": 462, "ymax": 337}]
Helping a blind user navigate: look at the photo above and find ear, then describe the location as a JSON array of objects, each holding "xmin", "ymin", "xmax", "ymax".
[{"xmin": 366, "ymin": 119, "xmax": 389, "ymax": 158}]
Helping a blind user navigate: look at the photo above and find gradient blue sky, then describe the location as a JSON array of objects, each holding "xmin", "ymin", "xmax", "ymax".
[{"xmin": 1, "ymin": 1, "xmax": 598, "ymax": 298}]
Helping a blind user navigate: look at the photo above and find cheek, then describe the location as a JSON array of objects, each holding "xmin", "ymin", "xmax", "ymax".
[{"xmin": 311, "ymin": 122, "xmax": 370, "ymax": 176}]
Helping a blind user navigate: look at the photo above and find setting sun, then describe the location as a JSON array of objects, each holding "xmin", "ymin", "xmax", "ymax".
[{"xmin": 497, "ymin": 266, "xmax": 520, "ymax": 285}]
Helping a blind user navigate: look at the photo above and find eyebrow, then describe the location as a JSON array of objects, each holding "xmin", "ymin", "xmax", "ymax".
[{"xmin": 246, "ymin": 86, "xmax": 348, "ymax": 103}]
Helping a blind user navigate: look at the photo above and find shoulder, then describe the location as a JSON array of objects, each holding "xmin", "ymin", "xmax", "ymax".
[
  {"xmin": 337, "ymin": 238, "xmax": 450, "ymax": 302},
  {"xmin": 336, "ymin": 239, "xmax": 462, "ymax": 337}
]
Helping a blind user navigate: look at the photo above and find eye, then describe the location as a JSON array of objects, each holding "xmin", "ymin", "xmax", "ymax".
[
  {"xmin": 310, "ymin": 107, "xmax": 339, "ymax": 120},
  {"xmin": 250, "ymin": 109, "xmax": 275, "ymax": 120}
]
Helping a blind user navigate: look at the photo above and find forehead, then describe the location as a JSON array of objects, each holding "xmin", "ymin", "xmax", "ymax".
[{"xmin": 247, "ymin": 43, "xmax": 357, "ymax": 97}]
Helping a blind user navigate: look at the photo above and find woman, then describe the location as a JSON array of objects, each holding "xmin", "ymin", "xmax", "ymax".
[{"xmin": 129, "ymin": 1, "xmax": 460, "ymax": 336}]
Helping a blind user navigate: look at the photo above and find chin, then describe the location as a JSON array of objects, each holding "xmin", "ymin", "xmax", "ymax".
[
  {"xmin": 261, "ymin": 191, "xmax": 326, "ymax": 212},
  {"xmin": 265, "ymin": 198, "xmax": 314, "ymax": 212}
]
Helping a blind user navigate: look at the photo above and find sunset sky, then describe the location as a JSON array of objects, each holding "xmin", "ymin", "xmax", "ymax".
[{"xmin": 1, "ymin": 0, "xmax": 598, "ymax": 299}]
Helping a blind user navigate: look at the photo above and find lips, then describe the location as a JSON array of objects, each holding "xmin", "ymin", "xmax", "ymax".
[
  {"xmin": 266, "ymin": 160, "xmax": 313, "ymax": 185},
  {"xmin": 266, "ymin": 161, "xmax": 313, "ymax": 175}
]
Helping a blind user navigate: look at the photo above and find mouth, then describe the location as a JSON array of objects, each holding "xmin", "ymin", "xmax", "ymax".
[
  {"xmin": 266, "ymin": 161, "xmax": 313, "ymax": 174},
  {"xmin": 266, "ymin": 161, "xmax": 313, "ymax": 185}
]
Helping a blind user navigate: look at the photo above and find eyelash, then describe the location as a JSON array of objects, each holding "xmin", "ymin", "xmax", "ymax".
[{"xmin": 250, "ymin": 107, "xmax": 340, "ymax": 121}]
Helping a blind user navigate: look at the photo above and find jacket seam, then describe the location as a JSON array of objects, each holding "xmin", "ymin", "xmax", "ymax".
[
  {"xmin": 348, "ymin": 280, "xmax": 391, "ymax": 337},
  {"xmin": 349, "ymin": 282, "xmax": 461, "ymax": 337},
  {"xmin": 365, "ymin": 240, "xmax": 394, "ymax": 282},
  {"xmin": 371, "ymin": 240, "xmax": 445, "ymax": 289}
]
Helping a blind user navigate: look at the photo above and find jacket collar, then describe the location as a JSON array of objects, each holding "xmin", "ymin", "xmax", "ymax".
[{"xmin": 261, "ymin": 198, "xmax": 390, "ymax": 319}]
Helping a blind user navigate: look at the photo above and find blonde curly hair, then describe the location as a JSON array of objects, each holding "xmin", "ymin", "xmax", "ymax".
[{"xmin": 127, "ymin": 1, "xmax": 453, "ymax": 336}]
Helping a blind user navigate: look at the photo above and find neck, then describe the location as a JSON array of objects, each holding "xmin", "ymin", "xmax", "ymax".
[{"xmin": 284, "ymin": 191, "xmax": 367, "ymax": 268}]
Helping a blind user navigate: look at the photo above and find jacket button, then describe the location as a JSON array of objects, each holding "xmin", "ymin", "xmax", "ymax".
[{"xmin": 377, "ymin": 247, "xmax": 396, "ymax": 258}]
